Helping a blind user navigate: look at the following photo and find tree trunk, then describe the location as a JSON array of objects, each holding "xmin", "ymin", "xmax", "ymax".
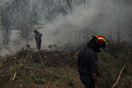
[{"xmin": 2, "ymin": 28, "xmax": 9, "ymax": 45}]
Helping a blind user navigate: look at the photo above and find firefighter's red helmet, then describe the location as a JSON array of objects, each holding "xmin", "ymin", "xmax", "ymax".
[
  {"xmin": 96, "ymin": 35, "xmax": 107, "ymax": 48},
  {"xmin": 34, "ymin": 29, "xmax": 37, "ymax": 32}
]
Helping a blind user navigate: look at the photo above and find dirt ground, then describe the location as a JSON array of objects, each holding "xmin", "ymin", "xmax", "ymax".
[{"xmin": 0, "ymin": 49, "xmax": 85, "ymax": 88}]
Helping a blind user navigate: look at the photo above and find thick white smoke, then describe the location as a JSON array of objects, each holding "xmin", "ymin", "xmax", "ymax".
[
  {"xmin": 0, "ymin": 0, "xmax": 132, "ymax": 56},
  {"xmin": 40, "ymin": 6, "xmax": 99, "ymax": 49},
  {"xmin": 39, "ymin": 0, "xmax": 132, "ymax": 49}
]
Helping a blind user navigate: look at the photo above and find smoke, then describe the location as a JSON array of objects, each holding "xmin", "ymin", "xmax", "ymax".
[
  {"xmin": 40, "ymin": 0, "xmax": 132, "ymax": 49},
  {"xmin": 0, "ymin": 0, "xmax": 132, "ymax": 55},
  {"xmin": 0, "ymin": 30, "xmax": 27, "ymax": 56},
  {"xmin": 40, "ymin": 6, "xmax": 98, "ymax": 49}
]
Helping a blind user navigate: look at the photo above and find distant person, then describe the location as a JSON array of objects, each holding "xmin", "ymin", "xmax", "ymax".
[
  {"xmin": 78, "ymin": 36, "xmax": 107, "ymax": 88},
  {"xmin": 34, "ymin": 29, "xmax": 43, "ymax": 50}
]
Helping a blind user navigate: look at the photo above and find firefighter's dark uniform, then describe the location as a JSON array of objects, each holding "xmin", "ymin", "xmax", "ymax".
[
  {"xmin": 78, "ymin": 36, "xmax": 107, "ymax": 88},
  {"xmin": 78, "ymin": 47, "xmax": 98, "ymax": 88},
  {"xmin": 78, "ymin": 37, "xmax": 101, "ymax": 88},
  {"xmin": 34, "ymin": 31, "xmax": 42, "ymax": 50}
]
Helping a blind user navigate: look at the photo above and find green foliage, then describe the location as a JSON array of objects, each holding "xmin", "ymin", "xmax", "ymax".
[
  {"xmin": 8, "ymin": 63, "xmax": 67, "ymax": 86},
  {"xmin": 98, "ymin": 43, "xmax": 132, "ymax": 88}
]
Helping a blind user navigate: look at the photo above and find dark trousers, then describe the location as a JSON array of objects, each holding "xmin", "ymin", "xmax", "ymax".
[
  {"xmin": 36, "ymin": 39, "xmax": 41, "ymax": 50},
  {"xmin": 80, "ymin": 73, "xmax": 95, "ymax": 88}
]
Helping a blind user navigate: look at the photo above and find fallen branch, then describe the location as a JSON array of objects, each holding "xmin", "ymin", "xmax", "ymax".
[
  {"xmin": 4, "ymin": 46, "xmax": 17, "ymax": 60},
  {"xmin": 4, "ymin": 46, "xmax": 15, "ymax": 56},
  {"xmin": 12, "ymin": 72, "xmax": 17, "ymax": 80},
  {"xmin": 30, "ymin": 70, "xmax": 39, "ymax": 83},
  {"xmin": 26, "ymin": 44, "xmax": 33, "ymax": 50},
  {"xmin": 112, "ymin": 64, "xmax": 126, "ymax": 88},
  {"xmin": 73, "ymin": 49, "xmax": 81, "ymax": 56},
  {"xmin": 37, "ymin": 49, "xmax": 46, "ymax": 70},
  {"xmin": 46, "ymin": 76, "xmax": 52, "ymax": 88},
  {"xmin": 24, "ymin": 66, "xmax": 45, "ymax": 72},
  {"xmin": 19, "ymin": 64, "xmax": 51, "ymax": 72}
]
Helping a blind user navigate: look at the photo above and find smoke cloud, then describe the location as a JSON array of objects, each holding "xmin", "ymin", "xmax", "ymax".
[
  {"xmin": 0, "ymin": 0, "xmax": 132, "ymax": 56},
  {"xmin": 40, "ymin": 0, "xmax": 132, "ymax": 49}
]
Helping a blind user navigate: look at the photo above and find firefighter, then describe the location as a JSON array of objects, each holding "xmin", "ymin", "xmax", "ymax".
[
  {"xmin": 34, "ymin": 29, "xmax": 43, "ymax": 50},
  {"xmin": 78, "ymin": 36, "xmax": 107, "ymax": 88}
]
